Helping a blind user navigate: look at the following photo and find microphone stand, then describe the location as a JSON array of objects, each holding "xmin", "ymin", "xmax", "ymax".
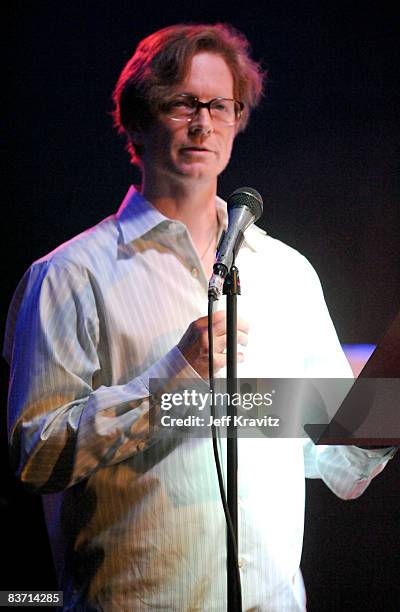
[{"xmin": 223, "ymin": 264, "xmax": 242, "ymax": 612}]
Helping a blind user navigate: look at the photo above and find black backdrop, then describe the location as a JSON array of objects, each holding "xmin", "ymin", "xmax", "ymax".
[{"xmin": 2, "ymin": 1, "xmax": 400, "ymax": 610}]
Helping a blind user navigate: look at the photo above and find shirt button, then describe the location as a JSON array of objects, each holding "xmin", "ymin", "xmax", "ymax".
[
  {"xmin": 191, "ymin": 267, "xmax": 199, "ymax": 278},
  {"xmin": 238, "ymin": 558, "xmax": 244, "ymax": 568}
]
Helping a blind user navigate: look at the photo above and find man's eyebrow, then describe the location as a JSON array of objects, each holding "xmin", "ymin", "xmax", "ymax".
[{"xmin": 173, "ymin": 92, "xmax": 232, "ymax": 100}]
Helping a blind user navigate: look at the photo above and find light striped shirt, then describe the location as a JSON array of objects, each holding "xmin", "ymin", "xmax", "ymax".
[{"xmin": 4, "ymin": 186, "xmax": 394, "ymax": 611}]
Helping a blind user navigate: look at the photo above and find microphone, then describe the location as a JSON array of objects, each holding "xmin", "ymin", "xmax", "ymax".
[{"xmin": 208, "ymin": 187, "xmax": 263, "ymax": 301}]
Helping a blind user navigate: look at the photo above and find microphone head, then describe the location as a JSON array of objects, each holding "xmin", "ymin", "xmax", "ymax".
[{"xmin": 227, "ymin": 187, "xmax": 263, "ymax": 221}]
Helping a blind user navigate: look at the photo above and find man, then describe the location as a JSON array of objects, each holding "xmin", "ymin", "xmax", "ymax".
[{"xmin": 4, "ymin": 23, "xmax": 396, "ymax": 611}]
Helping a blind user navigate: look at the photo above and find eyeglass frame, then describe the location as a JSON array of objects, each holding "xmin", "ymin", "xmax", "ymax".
[{"xmin": 160, "ymin": 93, "xmax": 244, "ymax": 126}]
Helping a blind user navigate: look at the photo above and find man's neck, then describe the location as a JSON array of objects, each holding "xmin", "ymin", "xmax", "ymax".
[{"xmin": 141, "ymin": 177, "xmax": 219, "ymax": 248}]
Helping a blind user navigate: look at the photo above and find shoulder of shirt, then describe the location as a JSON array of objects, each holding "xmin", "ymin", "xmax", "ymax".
[
  {"xmin": 4, "ymin": 216, "xmax": 119, "ymax": 361},
  {"xmin": 30, "ymin": 213, "xmax": 119, "ymax": 274},
  {"xmin": 245, "ymin": 224, "xmax": 320, "ymax": 279}
]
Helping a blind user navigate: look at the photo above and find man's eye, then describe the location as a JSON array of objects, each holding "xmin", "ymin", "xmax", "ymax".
[
  {"xmin": 212, "ymin": 102, "xmax": 229, "ymax": 112},
  {"xmin": 169, "ymin": 99, "xmax": 193, "ymax": 109}
]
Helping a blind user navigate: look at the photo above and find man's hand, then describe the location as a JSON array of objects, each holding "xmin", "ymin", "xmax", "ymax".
[{"xmin": 177, "ymin": 311, "xmax": 249, "ymax": 378}]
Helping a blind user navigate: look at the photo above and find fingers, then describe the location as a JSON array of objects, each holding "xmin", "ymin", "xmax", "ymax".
[
  {"xmin": 177, "ymin": 311, "xmax": 250, "ymax": 378},
  {"xmin": 237, "ymin": 330, "xmax": 248, "ymax": 347},
  {"xmin": 237, "ymin": 316, "xmax": 249, "ymax": 335},
  {"xmin": 209, "ymin": 312, "xmax": 250, "ymax": 336},
  {"xmin": 197, "ymin": 310, "xmax": 249, "ymax": 332},
  {"xmin": 207, "ymin": 310, "xmax": 226, "ymax": 338}
]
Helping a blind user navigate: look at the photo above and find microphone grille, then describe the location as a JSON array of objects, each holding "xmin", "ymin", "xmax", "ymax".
[{"xmin": 227, "ymin": 187, "xmax": 263, "ymax": 220}]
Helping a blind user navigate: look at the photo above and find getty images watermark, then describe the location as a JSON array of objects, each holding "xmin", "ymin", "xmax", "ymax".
[
  {"xmin": 149, "ymin": 378, "xmax": 400, "ymax": 441},
  {"xmin": 148, "ymin": 378, "xmax": 327, "ymax": 439},
  {"xmin": 159, "ymin": 388, "xmax": 279, "ymax": 429}
]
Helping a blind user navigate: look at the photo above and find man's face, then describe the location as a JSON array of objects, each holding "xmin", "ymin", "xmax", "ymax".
[{"xmin": 139, "ymin": 52, "xmax": 237, "ymax": 186}]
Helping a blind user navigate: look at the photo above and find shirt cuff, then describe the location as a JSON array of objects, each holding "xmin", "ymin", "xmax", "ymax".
[
  {"xmin": 142, "ymin": 345, "xmax": 203, "ymax": 388},
  {"xmin": 354, "ymin": 445, "xmax": 398, "ymax": 459}
]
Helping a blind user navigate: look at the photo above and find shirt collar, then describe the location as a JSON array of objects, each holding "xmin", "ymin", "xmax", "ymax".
[
  {"xmin": 116, "ymin": 185, "xmax": 265, "ymax": 251},
  {"xmin": 116, "ymin": 185, "xmax": 168, "ymax": 244}
]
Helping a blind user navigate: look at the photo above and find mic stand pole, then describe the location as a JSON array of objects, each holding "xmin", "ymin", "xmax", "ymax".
[{"xmin": 223, "ymin": 264, "xmax": 242, "ymax": 612}]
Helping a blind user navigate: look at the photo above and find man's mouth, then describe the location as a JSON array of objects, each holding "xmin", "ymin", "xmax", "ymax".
[{"xmin": 180, "ymin": 146, "xmax": 214, "ymax": 153}]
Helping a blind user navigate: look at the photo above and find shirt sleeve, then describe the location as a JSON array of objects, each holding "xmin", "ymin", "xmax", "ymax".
[
  {"xmin": 4, "ymin": 259, "xmax": 202, "ymax": 494},
  {"xmin": 298, "ymin": 256, "xmax": 397, "ymax": 499}
]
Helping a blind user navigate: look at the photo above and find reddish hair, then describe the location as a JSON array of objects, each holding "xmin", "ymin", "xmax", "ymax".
[{"xmin": 112, "ymin": 23, "xmax": 265, "ymax": 165}]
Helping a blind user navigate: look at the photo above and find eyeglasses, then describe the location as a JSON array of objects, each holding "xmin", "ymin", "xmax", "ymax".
[{"xmin": 160, "ymin": 94, "xmax": 244, "ymax": 126}]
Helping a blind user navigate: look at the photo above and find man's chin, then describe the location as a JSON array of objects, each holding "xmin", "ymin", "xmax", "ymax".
[{"xmin": 176, "ymin": 161, "xmax": 222, "ymax": 181}]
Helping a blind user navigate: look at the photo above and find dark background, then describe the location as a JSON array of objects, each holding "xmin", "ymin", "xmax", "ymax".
[{"xmin": 2, "ymin": 1, "xmax": 399, "ymax": 610}]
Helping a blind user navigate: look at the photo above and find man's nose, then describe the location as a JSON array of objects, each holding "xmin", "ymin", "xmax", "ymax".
[{"xmin": 188, "ymin": 107, "xmax": 213, "ymax": 136}]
